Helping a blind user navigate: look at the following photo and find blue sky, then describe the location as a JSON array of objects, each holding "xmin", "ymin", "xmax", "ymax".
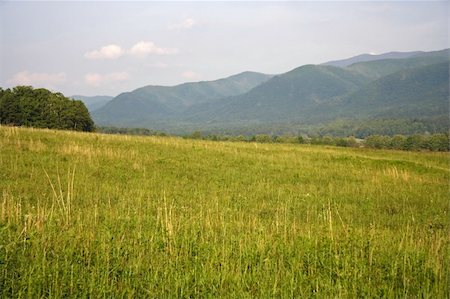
[{"xmin": 0, "ymin": 1, "xmax": 448, "ymax": 96}]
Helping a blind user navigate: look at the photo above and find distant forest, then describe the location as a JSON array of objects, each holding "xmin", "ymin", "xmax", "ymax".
[
  {"xmin": 98, "ymin": 126, "xmax": 449, "ymax": 152},
  {"xmin": 0, "ymin": 86, "xmax": 94, "ymax": 132}
]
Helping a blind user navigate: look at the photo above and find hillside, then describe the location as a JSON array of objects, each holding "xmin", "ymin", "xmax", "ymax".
[
  {"xmin": 338, "ymin": 62, "xmax": 450, "ymax": 119},
  {"xmin": 92, "ymin": 71, "xmax": 273, "ymax": 126},
  {"xmin": 189, "ymin": 64, "xmax": 368, "ymax": 123},
  {"xmin": 1, "ymin": 126, "xmax": 448, "ymax": 297}
]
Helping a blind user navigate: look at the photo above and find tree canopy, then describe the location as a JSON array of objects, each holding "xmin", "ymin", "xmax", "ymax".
[{"xmin": 0, "ymin": 86, "xmax": 94, "ymax": 132}]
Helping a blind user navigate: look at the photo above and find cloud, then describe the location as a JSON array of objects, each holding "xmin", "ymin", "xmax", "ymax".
[
  {"xmin": 8, "ymin": 71, "xmax": 66, "ymax": 86},
  {"xmin": 129, "ymin": 41, "xmax": 178, "ymax": 57},
  {"xmin": 84, "ymin": 42, "xmax": 178, "ymax": 60},
  {"xmin": 181, "ymin": 71, "xmax": 200, "ymax": 80},
  {"xmin": 85, "ymin": 72, "xmax": 130, "ymax": 87},
  {"xmin": 169, "ymin": 18, "xmax": 197, "ymax": 31},
  {"xmin": 84, "ymin": 44, "xmax": 124, "ymax": 60}
]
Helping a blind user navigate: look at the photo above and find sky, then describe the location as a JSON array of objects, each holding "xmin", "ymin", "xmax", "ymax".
[{"xmin": 0, "ymin": 1, "xmax": 448, "ymax": 97}]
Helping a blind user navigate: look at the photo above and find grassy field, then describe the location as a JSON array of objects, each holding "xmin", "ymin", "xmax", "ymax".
[{"xmin": 0, "ymin": 126, "xmax": 449, "ymax": 297}]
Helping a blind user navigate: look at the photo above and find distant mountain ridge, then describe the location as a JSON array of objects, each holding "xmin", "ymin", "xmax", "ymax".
[
  {"xmin": 71, "ymin": 95, "xmax": 113, "ymax": 112},
  {"xmin": 346, "ymin": 49, "xmax": 450, "ymax": 80},
  {"xmin": 92, "ymin": 48, "xmax": 449, "ymax": 135},
  {"xmin": 92, "ymin": 71, "xmax": 273, "ymax": 126},
  {"xmin": 322, "ymin": 51, "xmax": 422, "ymax": 67}
]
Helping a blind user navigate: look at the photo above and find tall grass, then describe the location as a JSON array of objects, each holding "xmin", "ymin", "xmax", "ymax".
[{"xmin": 0, "ymin": 126, "xmax": 449, "ymax": 297}]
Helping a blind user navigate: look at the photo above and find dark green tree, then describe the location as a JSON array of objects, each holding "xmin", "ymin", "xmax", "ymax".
[{"xmin": 0, "ymin": 86, "xmax": 94, "ymax": 132}]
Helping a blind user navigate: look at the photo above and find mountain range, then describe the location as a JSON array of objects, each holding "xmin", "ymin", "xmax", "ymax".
[
  {"xmin": 92, "ymin": 72, "xmax": 272, "ymax": 127},
  {"xmin": 88, "ymin": 48, "xmax": 449, "ymax": 135}
]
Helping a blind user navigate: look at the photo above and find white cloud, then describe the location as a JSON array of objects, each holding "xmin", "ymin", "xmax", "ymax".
[
  {"xmin": 169, "ymin": 18, "xmax": 197, "ymax": 31},
  {"xmin": 129, "ymin": 41, "xmax": 178, "ymax": 57},
  {"xmin": 85, "ymin": 72, "xmax": 130, "ymax": 87},
  {"xmin": 84, "ymin": 44, "xmax": 124, "ymax": 60},
  {"xmin": 8, "ymin": 71, "xmax": 66, "ymax": 86},
  {"xmin": 181, "ymin": 71, "xmax": 200, "ymax": 80},
  {"xmin": 84, "ymin": 42, "xmax": 177, "ymax": 60}
]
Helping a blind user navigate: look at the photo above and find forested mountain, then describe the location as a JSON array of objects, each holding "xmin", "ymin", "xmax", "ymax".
[
  {"xmin": 71, "ymin": 95, "xmax": 113, "ymax": 112},
  {"xmin": 338, "ymin": 62, "xmax": 450, "ymax": 119},
  {"xmin": 188, "ymin": 64, "xmax": 368, "ymax": 123},
  {"xmin": 92, "ymin": 71, "xmax": 273, "ymax": 126},
  {"xmin": 91, "ymin": 49, "xmax": 449, "ymax": 135},
  {"xmin": 182, "ymin": 51, "xmax": 449, "ymax": 125},
  {"xmin": 0, "ymin": 86, "xmax": 94, "ymax": 131}
]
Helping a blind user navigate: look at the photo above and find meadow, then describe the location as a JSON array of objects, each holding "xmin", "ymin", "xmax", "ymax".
[{"xmin": 0, "ymin": 126, "xmax": 448, "ymax": 297}]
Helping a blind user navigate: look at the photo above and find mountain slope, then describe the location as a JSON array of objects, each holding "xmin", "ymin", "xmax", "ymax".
[
  {"xmin": 337, "ymin": 62, "xmax": 449, "ymax": 119},
  {"xmin": 188, "ymin": 65, "xmax": 368, "ymax": 123},
  {"xmin": 92, "ymin": 71, "xmax": 273, "ymax": 126}
]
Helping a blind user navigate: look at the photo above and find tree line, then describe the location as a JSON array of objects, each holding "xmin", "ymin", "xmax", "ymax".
[
  {"xmin": 0, "ymin": 86, "xmax": 94, "ymax": 132},
  {"xmin": 98, "ymin": 126, "xmax": 167, "ymax": 136},
  {"xmin": 315, "ymin": 117, "xmax": 449, "ymax": 138},
  {"xmin": 96, "ymin": 126, "xmax": 449, "ymax": 152},
  {"xmin": 364, "ymin": 134, "xmax": 449, "ymax": 151}
]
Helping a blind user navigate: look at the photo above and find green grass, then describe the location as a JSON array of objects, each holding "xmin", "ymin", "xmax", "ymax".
[{"xmin": 1, "ymin": 126, "xmax": 449, "ymax": 297}]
